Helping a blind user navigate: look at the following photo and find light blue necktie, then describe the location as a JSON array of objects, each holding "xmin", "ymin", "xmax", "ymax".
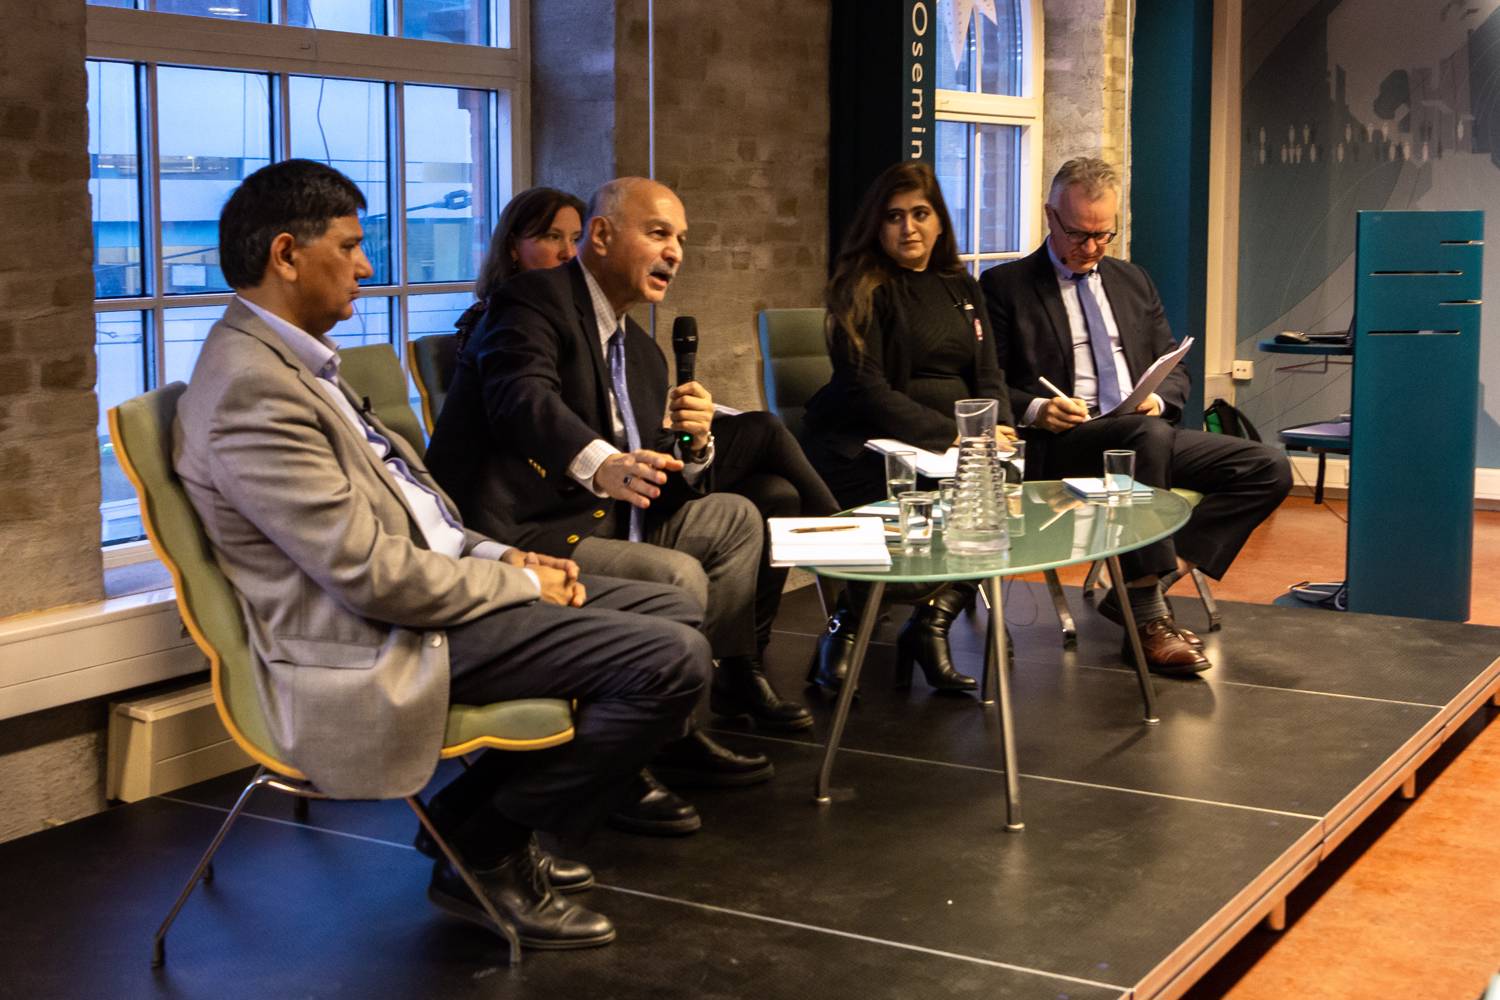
[
  {"xmin": 1070, "ymin": 271, "xmax": 1123, "ymax": 414},
  {"xmin": 607, "ymin": 325, "xmax": 645, "ymax": 543}
]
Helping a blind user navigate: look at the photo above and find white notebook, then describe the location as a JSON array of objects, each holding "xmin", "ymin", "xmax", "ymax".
[
  {"xmin": 1062, "ymin": 477, "xmax": 1156, "ymax": 500},
  {"xmin": 767, "ymin": 517, "xmax": 892, "ymax": 568}
]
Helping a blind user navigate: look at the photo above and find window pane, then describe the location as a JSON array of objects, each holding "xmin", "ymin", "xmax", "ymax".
[
  {"xmin": 408, "ymin": 291, "xmax": 472, "ymax": 340},
  {"xmin": 936, "ymin": 0, "xmax": 975, "ymax": 92},
  {"xmin": 287, "ymin": 0, "xmax": 385, "ymax": 34},
  {"xmin": 152, "ymin": 0, "xmax": 271, "ymax": 22},
  {"xmin": 977, "ymin": 123, "xmax": 1021, "ymax": 253},
  {"xmin": 405, "ymin": 85, "xmax": 492, "ymax": 283},
  {"xmin": 935, "ymin": 121, "xmax": 971, "ymax": 255},
  {"xmin": 328, "ymin": 296, "xmax": 393, "ymax": 349},
  {"xmin": 163, "ymin": 305, "xmax": 224, "ymax": 385},
  {"xmin": 87, "ymin": 0, "xmax": 137, "ymax": 8},
  {"xmin": 404, "ymin": 0, "xmax": 490, "ymax": 45},
  {"xmin": 88, "ymin": 61, "xmax": 144, "ymax": 298},
  {"xmin": 290, "ymin": 76, "xmax": 392, "ymax": 285},
  {"xmin": 978, "ymin": 1, "xmax": 1023, "ymax": 96},
  {"xmin": 97, "ymin": 311, "xmax": 148, "ymax": 545},
  {"xmin": 158, "ymin": 67, "xmax": 272, "ymax": 295}
]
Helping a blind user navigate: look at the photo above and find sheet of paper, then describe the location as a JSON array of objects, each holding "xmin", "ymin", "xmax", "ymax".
[
  {"xmin": 1101, "ymin": 336, "xmax": 1195, "ymax": 418},
  {"xmin": 768, "ymin": 517, "xmax": 892, "ymax": 568},
  {"xmin": 1062, "ymin": 477, "xmax": 1157, "ymax": 499},
  {"xmin": 863, "ymin": 438, "xmax": 958, "ymax": 479}
]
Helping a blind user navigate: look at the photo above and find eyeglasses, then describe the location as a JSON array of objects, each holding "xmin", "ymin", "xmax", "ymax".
[{"xmin": 1047, "ymin": 205, "xmax": 1117, "ymax": 246}]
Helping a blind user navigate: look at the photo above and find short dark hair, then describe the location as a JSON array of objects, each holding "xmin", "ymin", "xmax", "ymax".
[
  {"xmin": 474, "ymin": 186, "xmax": 587, "ymax": 301},
  {"xmin": 218, "ymin": 159, "xmax": 367, "ymax": 289}
]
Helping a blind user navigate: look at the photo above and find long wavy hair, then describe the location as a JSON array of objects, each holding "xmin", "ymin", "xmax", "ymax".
[
  {"xmin": 474, "ymin": 186, "xmax": 586, "ymax": 303},
  {"xmin": 826, "ymin": 161, "xmax": 963, "ymax": 356}
]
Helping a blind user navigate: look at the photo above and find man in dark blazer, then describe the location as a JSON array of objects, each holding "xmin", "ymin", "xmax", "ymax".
[
  {"xmin": 176, "ymin": 160, "xmax": 710, "ymax": 948},
  {"xmin": 428, "ymin": 177, "xmax": 813, "ymax": 836},
  {"xmin": 980, "ymin": 157, "xmax": 1291, "ymax": 675}
]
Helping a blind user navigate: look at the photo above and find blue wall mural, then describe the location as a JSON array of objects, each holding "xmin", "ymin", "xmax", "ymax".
[{"xmin": 1235, "ymin": 0, "xmax": 1500, "ymax": 468}]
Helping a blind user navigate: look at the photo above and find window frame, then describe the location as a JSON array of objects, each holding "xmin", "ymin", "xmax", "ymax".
[
  {"xmin": 87, "ymin": 2, "xmax": 530, "ymax": 556},
  {"xmin": 933, "ymin": 0, "xmax": 1044, "ymax": 278}
]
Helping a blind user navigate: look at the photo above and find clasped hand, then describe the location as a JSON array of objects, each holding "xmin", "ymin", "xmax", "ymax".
[
  {"xmin": 500, "ymin": 548, "xmax": 586, "ymax": 607},
  {"xmin": 593, "ymin": 449, "xmax": 684, "ymax": 509},
  {"xmin": 667, "ymin": 380, "xmax": 713, "ymax": 453}
]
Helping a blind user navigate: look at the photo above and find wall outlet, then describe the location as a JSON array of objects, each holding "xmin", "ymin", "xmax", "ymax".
[{"xmin": 1231, "ymin": 359, "xmax": 1254, "ymax": 381}]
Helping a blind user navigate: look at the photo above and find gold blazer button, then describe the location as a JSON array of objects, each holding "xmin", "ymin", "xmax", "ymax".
[
  {"xmin": 592, "ymin": 509, "xmax": 605, "ymax": 518},
  {"xmin": 566, "ymin": 533, "xmax": 580, "ymax": 544}
]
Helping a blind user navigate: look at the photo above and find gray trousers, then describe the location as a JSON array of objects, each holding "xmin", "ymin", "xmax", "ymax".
[{"xmin": 574, "ymin": 492, "xmax": 762, "ymax": 659}]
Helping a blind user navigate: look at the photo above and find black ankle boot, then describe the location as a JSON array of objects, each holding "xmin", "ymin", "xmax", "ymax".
[
  {"xmin": 895, "ymin": 586, "xmax": 978, "ymax": 692},
  {"xmin": 807, "ymin": 604, "xmax": 859, "ymax": 693}
]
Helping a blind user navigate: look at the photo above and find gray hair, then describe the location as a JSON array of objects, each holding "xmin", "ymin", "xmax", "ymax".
[
  {"xmin": 1047, "ymin": 157, "xmax": 1119, "ymax": 205},
  {"xmin": 585, "ymin": 176, "xmax": 654, "ymax": 229}
]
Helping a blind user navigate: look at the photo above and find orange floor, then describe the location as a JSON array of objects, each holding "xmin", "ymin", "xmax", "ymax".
[{"xmin": 1111, "ymin": 495, "xmax": 1500, "ymax": 999}]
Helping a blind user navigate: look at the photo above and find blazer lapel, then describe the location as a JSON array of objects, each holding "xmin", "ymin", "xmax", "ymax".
[
  {"xmin": 1029, "ymin": 247, "xmax": 1076, "ymax": 386},
  {"xmin": 1097, "ymin": 260, "xmax": 1149, "ymax": 380},
  {"xmin": 568, "ymin": 261, "xmax": 616, "ymax": 433}
]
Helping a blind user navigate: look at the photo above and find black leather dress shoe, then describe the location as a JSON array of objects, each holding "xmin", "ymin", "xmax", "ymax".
[
  {"xmin": 426, "ymin": 842, "xmax": 615, "ymax": 950},
  {"xmin": 649, "ymin": 728, "xmax": 773, "ymax": 788},
  {"xmin": 1097, "ymin": 587, "xmax": 1204, "ymax": 650},
  {"xmin": 413, "ymin": 828, "xmax": 594, "ymax": 895},
  {"xmin": 607, "ymin": 769, "xmax": 702, "ymax": 836},
  {"xmin": 711, "ymin": 656, "xmax": 814, "ymax": 731}
]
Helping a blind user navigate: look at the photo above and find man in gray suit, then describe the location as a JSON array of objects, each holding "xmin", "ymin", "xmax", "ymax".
[{"xmin": 174, "ymin": 159, "xmax": 709, "ymax": 950}]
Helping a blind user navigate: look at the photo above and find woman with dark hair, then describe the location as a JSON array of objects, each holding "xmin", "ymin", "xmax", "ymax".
[
  {"xmin": 801, "ymin": 161, "xmax": 1015, "ymax": 694},
  {"xmin": 453, "ymin": 186, "xmax": 585, "ymax": 351}
]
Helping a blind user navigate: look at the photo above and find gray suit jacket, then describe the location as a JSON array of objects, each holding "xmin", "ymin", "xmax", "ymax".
[{"xmin": 173, "ymin": 300, "xmax": 540, "ymax": 799}]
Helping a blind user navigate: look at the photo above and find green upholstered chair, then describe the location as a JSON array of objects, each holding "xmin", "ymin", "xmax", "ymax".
[
  {"xmin": 757, "ymin": 308, "xmax": 833, "ymax": 440},
  {"xmin": 109, "ymin": 384, "xmax": 575, "ymax": 968},
  {"xmin": 338, "ymin": 343, "xmax": 428, "ymax": 455},
  {"xmin": 1081, "ymin": 487, "xmax": 1223, "ymax": 632},
  {"xmin": 409, "ymin": 333, "xmax": 459, "ymax": 435},
  {"xmin": 754, "ymin": 308, "xmax": 1079, "ymax": 647}
]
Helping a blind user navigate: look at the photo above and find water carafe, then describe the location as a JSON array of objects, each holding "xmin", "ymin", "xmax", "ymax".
[{"xmin": 944, "ymin": 398, "xmax": 1010, "ymax": 554}]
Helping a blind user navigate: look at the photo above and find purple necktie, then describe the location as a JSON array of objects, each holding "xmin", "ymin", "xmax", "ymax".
[
  {"xmin": 1070, "ymin": 271, "xmax": 1123, "ymax": 414},
  {"xmin": 607, "ymin": 325, "xmax": 645, "ymax": 542}
]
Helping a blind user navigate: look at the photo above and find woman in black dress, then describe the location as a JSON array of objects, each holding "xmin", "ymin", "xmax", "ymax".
[{"xmin": 801, "ymin": 161, "xmax": 1015, "ymax": 693}]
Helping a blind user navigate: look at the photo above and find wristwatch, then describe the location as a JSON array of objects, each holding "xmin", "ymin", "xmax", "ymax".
[{"xmin": 687, "ymin": 432, "xmax": 714, "ymax": 462}]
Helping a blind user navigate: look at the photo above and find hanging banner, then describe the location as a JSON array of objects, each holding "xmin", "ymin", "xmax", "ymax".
[{"xmin": 902, "ymin": 0, "xmax": 936, "ymax": 162}]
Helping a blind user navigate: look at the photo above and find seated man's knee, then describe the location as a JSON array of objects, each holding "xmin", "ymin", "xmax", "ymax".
[
  {"xmin": 656, "ymin": 548, "xmax": 710, "ymax": 612},
  {"xmin": 656, "ymin": 622, "xmax": 713, "ymax": 694}
]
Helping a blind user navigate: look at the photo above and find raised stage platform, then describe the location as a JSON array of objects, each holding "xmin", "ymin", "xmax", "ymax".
[{"xmin": 1, "ymin": 584, "xmax": 1496, "ymax": 999}]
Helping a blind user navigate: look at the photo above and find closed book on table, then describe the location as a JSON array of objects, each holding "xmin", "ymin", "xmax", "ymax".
[{"xmin": 768, "ymin": 517, "xmax": 892, "ymax": 568}]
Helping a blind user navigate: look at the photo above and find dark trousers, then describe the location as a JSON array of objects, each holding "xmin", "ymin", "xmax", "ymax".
[
  {"xmin": 432, "ymin": 574, "xmax": 710, "ymax": 841},
  {"xmin": 712, "ymin": 410, "xmax": 839, "ymax": 650},
  {"xmin": 1033, "ymin": 415, "xmax": 1292, "ymax": 580}
]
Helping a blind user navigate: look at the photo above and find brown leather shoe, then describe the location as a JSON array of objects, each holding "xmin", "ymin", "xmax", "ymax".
[
  {"xmin": 1097, "ymin": 588, "xmax": 1205, "ymax": 651},
  {"xmin": 1170, "ymin": 621, "xmax": 1205, "ymax": 650},
  {"xmin": 1121, "ymin": 616, "xmax": 1211, "ymax": 676}
]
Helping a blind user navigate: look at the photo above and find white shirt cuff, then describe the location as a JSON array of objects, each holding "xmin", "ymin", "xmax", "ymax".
[
  {"xmin": 1023, "ymin": 396, "xmax": 1048, "ymax": 427},
  {"xmin": 569, "ymin": 438, "xmax": 620, "ymax": 496},
  {"xmin": 1149, "ymin": 392, "xmax": 1165, "ymax": 415},
  {"xmin": 473, "ymin": 542, "xmax": 542, "ymax": 597},
  {"xmin": 676, "ymin": 437, "xmax": 714, "ymax": 485}
]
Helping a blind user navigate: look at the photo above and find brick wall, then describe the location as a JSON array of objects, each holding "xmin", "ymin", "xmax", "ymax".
[
  {"xmin": 613, "ymin": 0, "xmax": 830, "ymax": 411},
  {"xmin": 0, "ymin": 0, "xmax": 101, "ymax": 621}
]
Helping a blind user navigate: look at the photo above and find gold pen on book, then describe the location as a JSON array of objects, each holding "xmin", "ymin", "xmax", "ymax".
[{"xmin": 789, "ymin": 524, "xmax": 858, "ymax": 534}]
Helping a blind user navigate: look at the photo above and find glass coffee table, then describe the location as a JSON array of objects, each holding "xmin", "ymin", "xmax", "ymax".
[{"xmin": 802, "ymin": 482, "xmax": 1193, "ymax": 832}]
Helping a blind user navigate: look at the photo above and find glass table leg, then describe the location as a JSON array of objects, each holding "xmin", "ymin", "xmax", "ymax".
[
  {"xmin": 1105, "ymin": 555, "xmax": 1161, "ymax": 724},
  {"xmin": 982, "ymin": 576, "xmax": 1024, "ymax": 832}
]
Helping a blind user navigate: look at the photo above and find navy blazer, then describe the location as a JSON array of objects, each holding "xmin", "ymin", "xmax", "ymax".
[
  {"xmin": 979, "ymin": 245, "xmax": 1190, "ymax": 438},
  {"xmin": 426, "ymin": 259, "xmax": 701, "ymax": 556}
]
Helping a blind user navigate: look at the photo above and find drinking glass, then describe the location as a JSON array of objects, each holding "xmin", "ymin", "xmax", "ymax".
[
  {"xmin": 885, "ymin": 450, "xmax": 917, "ymax": 500},
  {"xmin": 1001, "ymin": 438, "xmax": 1025, "ymax": 516},
  {"xmin": 898, "ymin": 491, "xmax": 935, "ymax": 548},
  {"xmin": 1103, "ymin": 449, "xmax": 1135, "ymax": 505}
]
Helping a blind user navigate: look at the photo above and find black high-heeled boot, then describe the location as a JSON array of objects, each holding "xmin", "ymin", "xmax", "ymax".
[
  {"xmin": 807, "ymin": 599, "xmax": 858, "ymax": 694},
  {"xmin": 895, "ymin": 584, "xmax": 978, "ymax": 692}
]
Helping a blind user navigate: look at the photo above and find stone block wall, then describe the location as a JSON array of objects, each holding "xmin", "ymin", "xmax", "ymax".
[
  {"xmin": 0, "ymin": 1, "xmax": 102, "ymax": 621},
  {"xmin": 614, "ymin": 0, "xmax": 830, "ymax": 411}
]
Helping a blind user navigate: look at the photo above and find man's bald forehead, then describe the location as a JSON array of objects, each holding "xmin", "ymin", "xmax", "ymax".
[{"xmin": 586, "ymin": 177, "xmax": 681, "ymax": 226}]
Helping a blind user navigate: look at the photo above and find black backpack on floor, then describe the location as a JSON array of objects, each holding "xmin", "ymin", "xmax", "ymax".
[{"xmin": 1203, "ymin": 398, "xmax": 1262, "ymax": 441}]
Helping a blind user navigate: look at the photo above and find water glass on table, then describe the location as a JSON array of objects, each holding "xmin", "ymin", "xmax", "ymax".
[
  {"xmin": 898, "ymin": 491, "xmax": 935, "ymax": 549},
  {"xmin": 1103, "ymin": 449, "xmax": 1135, "ymax": 505},
  {"xmin": 1001, "ymin": 439, "xmax": 1025, "ymax": 516},
  {"xmin": 885, "ymin": 449, "xmax": 917, "ymax": 500}
]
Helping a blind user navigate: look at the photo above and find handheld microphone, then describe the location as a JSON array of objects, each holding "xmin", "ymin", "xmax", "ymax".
[{"xmin": 671, "ymin": 316, "xmax": 699, "ymax": 448}]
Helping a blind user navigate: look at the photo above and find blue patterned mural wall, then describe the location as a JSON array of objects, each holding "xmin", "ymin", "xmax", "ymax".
[{"xmin": 1234, "ymin": 0, "xmax": 1500, "ymax": 469}]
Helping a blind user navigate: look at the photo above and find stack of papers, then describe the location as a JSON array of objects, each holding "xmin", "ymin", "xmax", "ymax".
[
  {"xmin": 1062, "ymin": 477, "xmax": 1156, "ymax": 500},
  {"xmin": 851, "ymin": 499, "xmax": 900, "ymax": 519},
  {"xmin": 768, "ymin": 517, "xmax": 892, "ymax": 568}
]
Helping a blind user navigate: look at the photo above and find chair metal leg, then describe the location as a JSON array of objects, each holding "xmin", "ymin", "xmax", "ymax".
[
  {"xmin": 982, "ymin": 576, "xmax": 1023, "ymax": 831},
  {"xmin": 1191, "ymin": 569, "xmax": 1222, "ymax": 631},
  {"xmin": 293, "ymin": 796, "xmax": 310, "ymax": 822},
  {"xmin": 815, "ymin": 582, "xmax": 885, "ymax": 804},
  {"xmin": 1043, "ymin": 569, "xmax": 1077, "ymax": 649},
  {"xmin": 1314, "ymin": 451, "xmax": 1327, "ymax": 505},
  {"xmin": 152, "ymin": 766, "xmax": 268, "ymax": 968},
  {"xmin": 1082, "ymin": 561, "xmax": 1105, "ymax": 602},
  {"xmin": 405, "ymin": 796, "xmax": 522, "ymax": 964},
  {"xmin": 1105, "ymin": 556, "xmax": 1160, "ymax": 725}
]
